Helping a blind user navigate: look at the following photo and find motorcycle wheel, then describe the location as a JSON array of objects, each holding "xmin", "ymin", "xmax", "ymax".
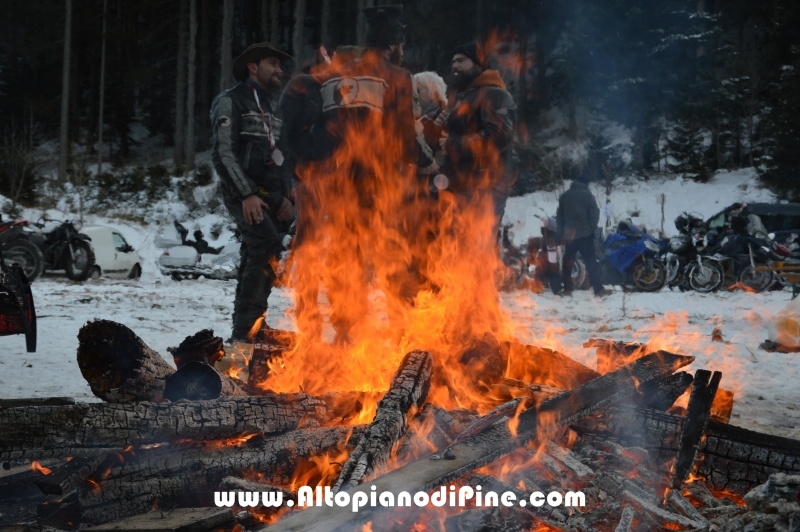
[
  {"xmin": 631, "ymin": 260, "xmax": 667, "ymax": 292},
  {"xmin": 2, "ymin": 240, "xmax": 44, "ymax": 282},
  {"xmin": 688, "ymin": 259, "xmax": 724, "ymax": 293},
  {"xmin": 572, "ymin": 257, "xmax": 587, "ymax": 290},
  {"xmin": 665, "ymin": 255, "xmax": 681, "ymax": 285},
  {"xmin": 64, "ymin": 240, "xmax": 96, "ymax": 281},
  {"xmin": 738, "ymin": 265, "xmax": 775, "ymax": 293}
]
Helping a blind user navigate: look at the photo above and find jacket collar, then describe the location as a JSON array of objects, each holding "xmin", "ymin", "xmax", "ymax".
[
  {"xmin": 570, "ymin": 180, "xmax": 589, "ymax": 190},
  {"xmin": 244, "ymin": 79, "xmax": 273, "ymax": 103},
  {"xmin": 467, "ymin": 69, "xmax": 506, "ymax": 91}
]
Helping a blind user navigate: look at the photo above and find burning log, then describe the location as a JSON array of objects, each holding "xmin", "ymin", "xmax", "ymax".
[
  {"xmin": 77, "ymin": 320, "xmax": 175, "ymax": 402},
  {"xmin": 166, "ymin": 329, "xmax": 225, "ymax": 368},
  {"xmin": 332, "ymin": 349, "xmax": 433, "ymax": 492},
  {"xmin": 266, "ymin": 351, "xmax": 693, "ymax": 531},
  {"xmin": 671, "ymin": 370, "xmax": 722, "ymax": 490},
  {"xmin": 572, "ymin": 405, "xmax": 800, "ymax": 493},
  {"xmin": 634, "ymin": 371, "xmax": 693, "ymax": 411},
  {"xmin": 164, "ymin": 361, "xmax": 249, "ymax": 401},
  {"xmin": 34, "ymin": 455, "xmax": 105, "ymax": 496},
  {"xmin": 79, "ymin": 425, "xmax": 365, "ymax": 525},
  {"xmin": 505, "ymin": 341, "xmax": 600, "ymax": 389},
  {"xmin": 0, "ymin": 395, "xmax": 331, "ymax": 462}
]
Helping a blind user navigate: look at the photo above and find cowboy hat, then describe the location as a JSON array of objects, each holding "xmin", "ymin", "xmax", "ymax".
[{"xmin": 232, "ymin": 42, "xmax": 293, "ymax": 82}]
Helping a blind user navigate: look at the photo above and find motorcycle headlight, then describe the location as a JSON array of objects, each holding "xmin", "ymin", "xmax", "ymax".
[
  {"xmin": 72, "ymin": 220, "xmax": 83, "ymax": 231},
  {"xmin": 644, "ymin": 240, "xmax": 660, "ymax": 252}
]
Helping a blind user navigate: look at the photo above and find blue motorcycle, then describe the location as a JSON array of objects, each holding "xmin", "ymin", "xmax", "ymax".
[{"xmin": 598, "ymin": 224, "xmax": 667, "ymax": 292}]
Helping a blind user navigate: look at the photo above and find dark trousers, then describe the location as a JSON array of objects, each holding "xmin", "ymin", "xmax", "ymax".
[
  {"xmin": 562, "ymin": 235, "xmax": 604, "ymax": 294},
  {"xmin": 225, "ymin": 197, "xmax": 284, "ymax": 338}
]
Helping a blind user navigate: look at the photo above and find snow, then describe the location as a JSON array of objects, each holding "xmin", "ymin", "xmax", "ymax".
[{"xmin": 1, "ymin": 168, "xmax": 799, "ymax": 442}]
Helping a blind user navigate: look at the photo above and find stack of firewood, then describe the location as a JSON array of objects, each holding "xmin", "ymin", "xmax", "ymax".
[{"xmin": 1, "ymin": 320, "xmax": 799, "ymax": 531}]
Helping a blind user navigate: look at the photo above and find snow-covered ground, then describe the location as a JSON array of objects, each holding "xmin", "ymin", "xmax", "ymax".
[{"xmin": 1, "ymin": 168, "xmax": 799, "ymax": 441}]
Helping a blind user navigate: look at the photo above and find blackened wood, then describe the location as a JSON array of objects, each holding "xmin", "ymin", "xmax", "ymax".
[
  {"xmin": 332, "ymin": 350, "xmax": 433, "ymax": 492},
  {"xmin": 34, "ymin": 455, "xmax": 104, "ymax": 496},
  {"xmin": 77, "ymin": 320, "xmax": 175, "ymax": 402},
  {"xmin": 166, "ymin": 329, "xmax": 224, "ymax": 368},
  {"xmin": 37, "ymin": 490, "xmax": 78, "ymax": 518},
  {"xmin": 0, "ymin": 459, "xmax": 63, "ymax": 488},
  {"xmin": 164, "ymin": 361, "xmax": 248, "ymax": 401},
  {"xmin": 246, "ymin": 327, "xmax": 297, "ymax": 388},
  {"xmin": 79, "ymin": 425, "xmax": 365, "ymax": 525},
  {"xmin": 572, "ymin": 405, "xmax": 800, "ymax": 494},
  {"xmin": 0, "ymin": 395, "xmax": 331, "ymax": 462},
  {"xmin": 0, "ymin": 397, "xmax": 75, "ymax": 409},
  {"xmin": 614, "ymin": 505, "xmax": 635, "ymax": 532},
  {"xmin": 218, "ymin": 476, "xmax": 296, "ymax": 504},
  {"xmin": 266, "ymin": 351, "xmax": 693, "ymax": 532},
  {"xmin": 711, "ymin": 388, "xmax": 735, "ymax": 423},
  {"xmin": 671, "ymin": 370, "xmax": 721, "ymax": 489},
  {"xmin": 634, "ymin": 371, "xmax": 693, "ymax": 411},
  {"xmin": 89, "ymin": 507, "xmax": 235, "ymax": 532}
]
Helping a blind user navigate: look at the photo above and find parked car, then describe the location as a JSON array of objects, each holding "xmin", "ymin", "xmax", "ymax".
[
  {"xmin": 80, "ymin": 226, "xmax": 142, "ymax": 279},
  {"xmin": 707, "ymin": 203, "xmax": 800, "ymax": 243}
]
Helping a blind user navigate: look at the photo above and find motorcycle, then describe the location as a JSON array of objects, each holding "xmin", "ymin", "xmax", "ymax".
[
  {"xmin": 0, "ymin": 217, "xmax": 44, "ymax": 282},
  {"xmin": 22, "ymin": 218, "xmax": 96, "ymax": 281},
  {"xmin": 688, "ymin": 232, "xmax": 782, "ymax": 293},
  {"xmin": 597, "ymin": 223, "xmax": 667, "ymax": 292},
  {"xmin": 660, "ymin": 212, "xmax": 707, "ymax": 290}
]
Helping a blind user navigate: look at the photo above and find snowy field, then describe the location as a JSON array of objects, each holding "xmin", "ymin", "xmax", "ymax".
[{"xmin": 1, "ymin": 168, "xmax": 799, "ymax": 441}]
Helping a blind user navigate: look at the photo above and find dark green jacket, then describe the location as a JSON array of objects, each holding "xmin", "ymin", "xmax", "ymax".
[{"xmin": 556, "ymin": 181, "xmax": 600, "ymax": 242}]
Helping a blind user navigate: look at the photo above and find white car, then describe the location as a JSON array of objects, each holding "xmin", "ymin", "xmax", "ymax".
[{"xmin": 80, "ymin": 225, "xmax": 142, "ymax": 279}]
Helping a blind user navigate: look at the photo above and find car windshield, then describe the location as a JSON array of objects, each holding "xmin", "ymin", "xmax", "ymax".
[{"xmin": 112, "ymin": 232, "xmax": 128, "ymax": 252}]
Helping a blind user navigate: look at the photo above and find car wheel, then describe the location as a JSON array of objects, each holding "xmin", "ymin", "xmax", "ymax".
[
  {"xmin": 89, "ymin": 266, "xmax": 102, "ymax": 280},
  {"xmin": 128, "ymin": 263, "xmax": 142, "ymax": 280}
]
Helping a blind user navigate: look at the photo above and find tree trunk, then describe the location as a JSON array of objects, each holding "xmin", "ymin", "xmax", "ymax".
[
  {"xmin": 174, "ymin": 0, "xmax": 188, "ymax": 170},
  {"xmin": 76, "ymin": 320, "xmax": 175, "ymax": 403},
  {"xmin": 321, "ymin": 0, "xmax": 331, "ymax": 50},
  {"xmin": 197, "ymin": 0, "xmax": 211, "ymax": 151},
  {"xmin": 292, "ymin": 0, "xmax": 306, "ymax": 72},
  {"xmin": 333, "ymin": 350, "xmax": 433, "ymax": 492},
  {"xmin": 220, "ymin": 0, "xmax": 234, "ymax": 91},
  {"xmin": 270, "ymin": 0, "xmax": 279, "ymax": 45},
  {"xmin": 58, "ymin": 0, "xmax": 72, "ymax": 183},
  {"xmin": 185, "ymin": 0, "xmax": 197, "ymax": 172},
  {"xmin": 78, "ymin": 426, "xmax": 366, "ymax": 525},
  {"xmin": 96, "ymin": 0, "xmax": 107, "ymax": 173},
  {"xmin": 260, "ymin": 0, "xmax": 269, "ymax": 40},
  {"xmin": 357, "ymin": 0, "xmax": 371, "ymax": 47},
  {"xmin": 0, "ymin": 395, "xmax": 333, "ymax": 462}
]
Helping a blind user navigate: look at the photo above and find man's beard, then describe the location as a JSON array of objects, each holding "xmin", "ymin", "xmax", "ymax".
[
  {"xmin": 451, "ymin": 68, "xmax": 480, "ymax": 92},
  {"xmin": 265, "ymin": 74, "xmax": 282, "ymax": 95}
]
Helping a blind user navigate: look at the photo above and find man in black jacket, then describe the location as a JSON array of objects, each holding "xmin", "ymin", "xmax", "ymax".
[
  {"xmin": 439, "ymin": 42, "xmax": 517, "ymax": 238},
  {"xmin": 211, "ymin": 42, "xmax": 296, "ymax": 342},
  {"xmin": 555, "ymin": 171, "xmax": 612, "ymax": 297}
]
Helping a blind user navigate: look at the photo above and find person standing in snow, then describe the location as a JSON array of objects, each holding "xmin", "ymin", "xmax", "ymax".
[
  {"xmin": 437, "ymin": 42, "xmax": 517, "ymax": 238},
  {"xmin": 210, "ymin": 43, "xmax": 296, "ymax": 343},
  {"xmin": 555, "ymin": 171, "xmax": 612, "ymax": 298}
]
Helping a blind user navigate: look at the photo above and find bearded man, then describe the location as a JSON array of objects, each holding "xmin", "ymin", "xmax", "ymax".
[
  {"xmin": 439, "ymin": 42, "xmax": 517, "ymax": 237},
  {"xmin": 211, "ymin": 43, "xmax": 296, "ymax": 343}
]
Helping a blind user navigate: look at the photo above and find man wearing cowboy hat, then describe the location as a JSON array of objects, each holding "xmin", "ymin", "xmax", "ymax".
[{"xmin": 210, "ymin": 42, "xmax": 296, "ymax": 343}]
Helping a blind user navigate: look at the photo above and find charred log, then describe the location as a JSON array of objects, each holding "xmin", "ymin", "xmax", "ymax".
[
  {"xmin": 505, "ymin": 340, "xmax": 600, "ymax": 389},
  {"xmin": 164, "ymin": 361, "xmax": 249, "ymax": 401},
  {"xmin": 77, "ymin": 320, "xmax": 175, "ymax": 403},
  {"xmin": 634, "ymin": 371, "xmax": 693, "ymax": 411},
  {"xmin": 78, "ymin": 425, "xmax": 365, "ymax": 525},
  {"xmin": 671, "ymin": 370, "xmax": 722, "ymax": 489},
  {"xmin": 332, "ymin": 350, "xmax": 433, "ymax": 492},
  {"xmin": 87, "ymin": 507, "xmax": 236, "ymax": 532},
  {"xmin": 166, "ymin": 329, "xmax": 225, "ymax": 368},
  {"xmin": 35, "ymin": 455, "xmax": 105, "ymax": 496},
  {"xmin": 572, "ymin": 405, "xmax": 800, "ymax": 493},
  {"xmin": 0, "ymin": 395, "xmax": 331, "ymax": 462}
]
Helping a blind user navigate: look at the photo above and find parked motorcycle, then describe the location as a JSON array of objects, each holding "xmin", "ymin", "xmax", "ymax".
[
  {"xmin": 0, "ymin": 217, "xmax": 44, "ymax": 282},
  {"xmin": 597, "ymin": 223, "xmax": 667, "ymax": 292},
  {"xmin": 688, "ymin": 232, "xmax": 781, "ymax": 293},
  {"xmin": 659, "ymin": 212, "xmax": 707, "ymax": 290},
  {"xmin": 22, "ymin": 218, "xmax": 96, "ymax": 281}
]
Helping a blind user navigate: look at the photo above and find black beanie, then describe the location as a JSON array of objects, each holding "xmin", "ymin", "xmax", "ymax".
[
  {"xmin": 453, "ymin": 42, "xmax": 485, "ymax": 69},
  {"xmin": 364, "ymin": 5, "xmax": 405, "ymax": 47}
]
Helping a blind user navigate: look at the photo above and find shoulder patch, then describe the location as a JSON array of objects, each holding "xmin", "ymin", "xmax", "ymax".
[{"xmin": 217, "ymin": 115, "xmax": 232, "ymax": 128}]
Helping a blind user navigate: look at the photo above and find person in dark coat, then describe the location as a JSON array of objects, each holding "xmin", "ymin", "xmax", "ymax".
[
  {"xmin": 438, "ymin": 42, "xmax": 517, "ymax": 238},
  {"xmin": 555, "ymin": 171, "xmax": 612, "ymax": 297},
  {"xmin": 210, "ymin": 42, "xmax": 296, "ymax": 342}
]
